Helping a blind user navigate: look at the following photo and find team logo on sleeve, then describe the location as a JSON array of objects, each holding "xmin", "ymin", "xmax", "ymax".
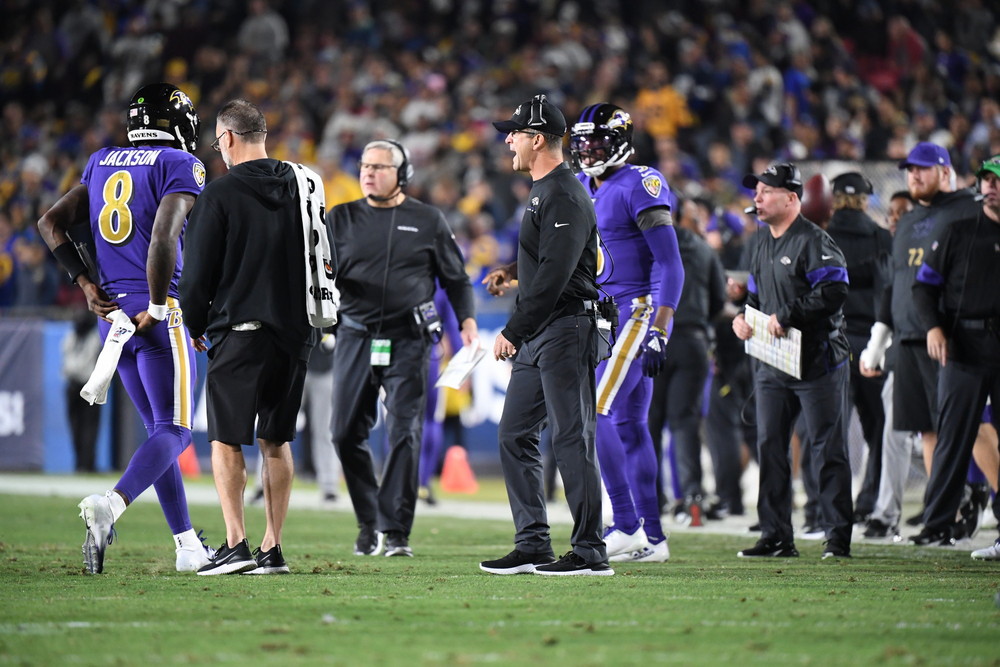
[
  {"xmin": 193, "ymin": 162, "xmax": 206, "ymax": 187},
  {"xmin": 641, "ymin": 174, "xmax": 662, "ymax": 198}
]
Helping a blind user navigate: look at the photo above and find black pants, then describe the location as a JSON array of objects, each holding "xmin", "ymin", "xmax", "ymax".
[
  {"xmin": 648, "ymin": 328, "xmax": 710, "ymax": 500},
  {"xmin": 67, "ymin": 381, "xmax": 100, "ymax": 472},
  {"xmin": 330, "ymin": 327, "xmax": 429, "ymax": 536},
  {"xmin": 847, "ymin": 334, "xmax": 886, "ymax": 516},
  {"xmin": 497, "ymin": 314, "xmax": 605, "ymax": 563},
  {"xmin": 755, "ymin": 363, "xmax": 854, "ymax": 547},
  {"xmin": 923, "ymin": 360, "xmax": 1000, "ymax": 534}
]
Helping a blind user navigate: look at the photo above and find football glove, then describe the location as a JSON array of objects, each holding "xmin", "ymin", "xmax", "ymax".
[{"xmin": 640, "ymin": 325, "xmax": 669, "ymax": 377}]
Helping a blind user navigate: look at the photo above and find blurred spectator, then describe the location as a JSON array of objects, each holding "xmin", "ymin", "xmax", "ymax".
[{"xmin": 61, "ymin": 309, "xmax": 102, "ymax": 472}]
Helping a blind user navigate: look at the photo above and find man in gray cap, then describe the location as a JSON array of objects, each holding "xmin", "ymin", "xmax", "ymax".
[
  {"xmin": 732, "ymin": 162, "xmax": 854, "ymax": 559},
  {"xmin": 479, "ymin": 94, "xmax": 611, "ymax": 576}
]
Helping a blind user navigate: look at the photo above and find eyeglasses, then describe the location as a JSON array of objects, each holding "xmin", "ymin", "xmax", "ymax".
[
  {"xmin": 211, "ymin": 128, "xmax": 266, "ymax": 152},
  {"xmin": 357, "ymin": 162, "xmax": 396, "ymax": 172},
  {"xmin": 511, "ymin": 129, "xmax": 541, "ymax": 137}
]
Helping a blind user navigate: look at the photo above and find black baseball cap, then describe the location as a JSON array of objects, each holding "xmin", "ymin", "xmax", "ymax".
[
  {"xmin": 831, "ymin": 172, "xmax": 873, "ymax": 195},
  {"xmin": 493, "ymin": 94, "xmax": 567, "ymax": 136},
  {"xmin": 742, "ymin": 163, "xmax": 803, "ymax": 197}
]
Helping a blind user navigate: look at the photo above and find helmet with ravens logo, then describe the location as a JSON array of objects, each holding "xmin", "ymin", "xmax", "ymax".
[
  {"xmin": 126, "ymin": 83, "xmax": 200, "ymax": 153},
  {"xmin": 570, "ymin": 103, "xmax": 635, "ymax": 178}
]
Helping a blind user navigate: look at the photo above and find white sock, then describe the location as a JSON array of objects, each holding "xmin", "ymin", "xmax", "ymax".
[
  {"xmin": 174, "ymin": 528, "xmax": 201, "ymax": 551},
  {"xmin": 106, "ymin": 490, "xmax": 127, "ymax": 522}
]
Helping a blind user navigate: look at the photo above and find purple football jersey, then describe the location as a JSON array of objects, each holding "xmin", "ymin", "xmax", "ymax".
[
  {"xmin": 81, "ymin": 146, "xmax": 206, "ymax": 296},
  {"xmin": 578, "ymin": 164, "xmax": 675, "ymax": 302}
]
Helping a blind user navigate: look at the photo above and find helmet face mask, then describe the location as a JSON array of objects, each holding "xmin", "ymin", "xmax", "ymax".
[
  {"xmin": 127, "ymin": 83, "xmax": 200, "ymax": 153},
  {"xmin": 570, "ymin": 104, "xmax": 634, "ymax": 178}
]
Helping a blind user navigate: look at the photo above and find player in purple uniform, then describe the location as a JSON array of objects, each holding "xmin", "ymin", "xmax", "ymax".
[
  {"xmin": 569, "ymin": 104, "xmax": 685, "ymax": 562},
  {"xmin": 38, "ymin": 83, "xmax": 211, "ymax": 574}
]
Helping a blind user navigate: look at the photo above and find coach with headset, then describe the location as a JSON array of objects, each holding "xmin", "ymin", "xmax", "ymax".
[
  {"xmin": 732, "ymin": 162, "xmax": 855, "ymax": 560},
  {"xmin": 329, "ymin": 139, "xmax": 477, "ymax": 558}
]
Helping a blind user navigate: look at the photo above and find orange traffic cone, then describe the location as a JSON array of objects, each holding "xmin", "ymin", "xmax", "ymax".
[
  {"xmin": 439, "ymin": 445, "xmax": 479, "ymax": 494},
  {"xmin": 178, "ymin": 443, "xmax": 201, "ymax": 478}
]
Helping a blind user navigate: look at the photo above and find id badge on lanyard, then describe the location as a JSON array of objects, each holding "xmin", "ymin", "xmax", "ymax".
[{"xmin": 370, "ymin": 338, "xmax": 391, "ymax": 366}]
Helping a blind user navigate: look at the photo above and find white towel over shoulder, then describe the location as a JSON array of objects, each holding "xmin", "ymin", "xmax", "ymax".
[
  {"xmin": 287, "ymin": 161, "xmax": 339, "ymax": 328},
  {"xmin": 80, "ymin": 309, "xmax": 136, "ymax": 405}
]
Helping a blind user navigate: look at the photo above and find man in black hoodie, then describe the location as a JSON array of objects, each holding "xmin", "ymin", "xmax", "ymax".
[
  {"xmin": 825, "ymin": 172, "xmax": 892, "ymax": 523},
  {"xmin": 180, "ymin": 99, "xmax": 316, "ymax": 575}
]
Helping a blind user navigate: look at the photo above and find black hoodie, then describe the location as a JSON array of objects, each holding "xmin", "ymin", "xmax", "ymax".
[{"xmin": 180, "ymin": 158, "xmax": 314, "ymax": 355}]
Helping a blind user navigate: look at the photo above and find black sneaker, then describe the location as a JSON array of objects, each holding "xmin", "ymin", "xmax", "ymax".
[
  {"xmin": 747, "ymin": 522, "xmax": 761, "ymax": 532},
  {"xmin": 243, "ymin": 545, "xmax": 289, "ymax": 575},
  {"xmin": 852, "ymin": 509, "xmax": 871, "ymax": 525},
  {"xmin": 354, "ymin": 524, "xmax": 384, "ymax": 556},
  {"xmin": 863, "ymin": 518, "xmax": 899, "ymax": 540},
  {"xmin": 904, "ymin": 511, "xmax": 924, "ymax": 527},
  {"xmin": 909, "ymin": 527, "xmax": 956, "ymax": 547},
  {"xmin": 534, "ymin": 551, "xmax": 614, "ymax": 576},
  {"xmin": 953, "ymin": 482, "xmax": 989, "ymax": 540},
  {"xmin": 418, "ymin": 486, "xmax": 437, "ymax": 506},
  {"xmin": 479, "ymin": 549, "xmax": 556, "ymax": 575},
  {"xmin": 384, "ymin": 531, "xmax": 413, "ymax": 557},
  {"xmin": 197, "ymin": 539, "xmax": 257, "ymax": 576},
  {"xmin": 737, "ymin": 539, "xmax": 799, "ymax": 558},
  {"xmin": 821, "ymin": 541, "xmax": 852, "ymax": 559}
]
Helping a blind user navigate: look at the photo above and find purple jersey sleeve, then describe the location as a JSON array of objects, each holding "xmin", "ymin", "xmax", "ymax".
[
  {"xmin": 581, "ymin": 165, "xmax": 674, "ymax": 302},
  {"xmin": 82, "ymin": 146, "xmax": 206, "ymax": 297}
]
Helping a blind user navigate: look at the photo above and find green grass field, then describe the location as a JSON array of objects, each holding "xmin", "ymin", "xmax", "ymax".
[{"xmin": 1, "ymin": 490, "xmax": 998, "ymax": 666}]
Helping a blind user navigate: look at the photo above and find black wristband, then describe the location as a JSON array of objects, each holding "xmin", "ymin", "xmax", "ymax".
[{"xmin": 52, "ymin": 241, "xmax": 89, "ymax": 284}]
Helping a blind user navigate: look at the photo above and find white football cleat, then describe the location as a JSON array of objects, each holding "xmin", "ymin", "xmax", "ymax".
[
  {"xmin": 78, "ymin": 492, "xmax": 116, "ymax": 574},
  {"xmin": 971, "ymin": 538, "xmax": 1000, "ymax": 561},
  {"xmin": 604, "ymin": 520, "xmax": 649, "ymax": 559},
  {"xmin": 611, "ymin": 536, "xmax": 670, "ymax": 563}
]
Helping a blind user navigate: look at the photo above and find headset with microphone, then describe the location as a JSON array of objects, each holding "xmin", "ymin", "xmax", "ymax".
[{"xmin": 384, "ymin": 139, "xmax": 414, "ymax": 189}]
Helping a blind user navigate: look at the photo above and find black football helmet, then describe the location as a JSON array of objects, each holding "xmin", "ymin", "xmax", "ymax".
[
  {"xmin": 569, "ymin": 103, "xmax": 635, "ymax": 178},
  {"xmin": 126, "ymin": 83, "xmax": 200, "ymax": 153}
]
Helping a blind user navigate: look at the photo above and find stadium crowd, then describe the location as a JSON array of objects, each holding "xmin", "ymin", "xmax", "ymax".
[{"xmin": 3, "ymin": 0, "xmax": 999, "ymax": 311}]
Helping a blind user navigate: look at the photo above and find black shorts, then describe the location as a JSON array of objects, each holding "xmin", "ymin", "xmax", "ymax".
[
  {"xmin": 205, "ymin": 329, "xmax": 308, "ymax": 445},
  {"xmin": 893, "ymin": 341, "xmax": 939, "ymax": 433}
]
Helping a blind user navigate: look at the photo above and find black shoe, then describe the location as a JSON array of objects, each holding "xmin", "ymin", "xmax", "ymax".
[
  {"xmin": 737, "ymin": 539, "xmax": 799, "ymax": 558},
  {"xmin": 852, "ymin": 509, "xmax": 871, "ymax": 525},
  {"xmin": 909, "ymin": 527, "xmax": 956, "ymax": 547},
  {"xmin": 704, "ymin": 499, "xmax": 730, "ymax": 521},
  {"xmin": 354, "ymin": 524, "xmax": 384, "ymax": 556},
  {"xmin": 904, "ymin": 511, "xmax": 924, "ymax": 527},
  {"xmin": 384, "ymin": 531, "xmax": 413, "ymax": 557},
  {"xmin": 418, "ymin": 486, "xmax": 437, "ymax": 506},
  {"xmin": 821, "ymin": 540, "xmax": 852, "ymax": 559},
  {"xmin": 243, "ymin": 544, "xmax": 290, "ymax": 575},
  {"xmin": 953, "ymin": 482, "xmax": 989, "ymax": 540},
  {"xmin": 863, "ymin": 518, "xmax": 899, "ymax": 540},
  {"xmin": 534, "ymin": 551, "xmax": 614, "ymax": 576},
  {"xmin": 747, "ymin": 521, "xmax": 761, "ymax": 532},
  {"xmin": 322, "ymin": 492, "xmax": 338, "ymax": 503},
  {"xmin": 480, "ymin": 549, "xmax": 556, "ymax": 575},
  {"xmin": 197, "ymin": 539, "xmax": 257, "ymax": 576}
]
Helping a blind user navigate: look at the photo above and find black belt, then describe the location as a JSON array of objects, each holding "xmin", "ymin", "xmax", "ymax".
[
  {"xmin": 340, "ymin": 312, "xmax": 418, "ymax": 338},
  {"xmin": 957, "ymin": 317, "xmax": 1000, "ymax": 332}
]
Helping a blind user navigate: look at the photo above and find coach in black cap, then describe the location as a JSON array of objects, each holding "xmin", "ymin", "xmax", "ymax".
[
  {"xmin": 479, "ymin": 94, "xmax": 611, "ymax": 576},
  {"xmin": 732, "ymin": 162, "xmax": 855, "ymax": 560}
]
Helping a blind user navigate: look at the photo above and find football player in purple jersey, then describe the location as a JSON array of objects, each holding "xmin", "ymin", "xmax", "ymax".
[
  {"xmin": 38, "ymin": 83, "xmax": 212, "ymax": 574},
  {"xmin": 569, "ymin": 103, "xmax": 685, "ymax": 562}
]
